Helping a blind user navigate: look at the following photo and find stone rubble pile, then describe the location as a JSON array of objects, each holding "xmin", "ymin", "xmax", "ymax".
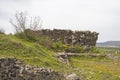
[
  {"xmin": 65, "ymin": 73, "xmax": 80, "ymax": 80},
  {"xmin": 0, "ymin": 58, "xmax": 62, "ymax": 80}
]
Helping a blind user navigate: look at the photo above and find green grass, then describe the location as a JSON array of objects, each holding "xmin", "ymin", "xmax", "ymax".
[
  {"xmin": 0, "ymin": 33, "xmax": 120, "ymax": 80},
  {"xmin": 68, "ymin": 55, "xmax": 120, "ymax": 80},
  {"xmin": 0, "ymin": 34, "xmax": 71, "ymax": 73}
]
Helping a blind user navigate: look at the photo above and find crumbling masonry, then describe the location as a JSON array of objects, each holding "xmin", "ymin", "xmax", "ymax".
[
  {"xmin": 40, "ymin": 29, "xmax": 98, "ymax": 46},
  {"xmin": 0, "ymin": 58, "xmax": 62, "ymax": 80},
  {"xmin": 39, "ymin": 29, "xmax": 99, "ymax": 50}
]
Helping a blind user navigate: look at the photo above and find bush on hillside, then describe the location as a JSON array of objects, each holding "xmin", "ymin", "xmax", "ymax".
[
  {"xmin": 14, "ymin": 29, "xmax": 38, "ymax": 42},
  {"xmin": 89, "ymin": 47, "xmax": 100, "ymax": 53},
  {"xmin": 38, "ymin": 37, "xmax": 52, "ymax": 48},
  {"xmin": 65, "ymin": 45, "xmax": 84, "ymax": 53},
  {"xmin": 10, "ymin": 11, "xmax": 42, "ymax": 41},
  {"xmin": 50, "ymin": 40, "xmax": 68, "ymax": 52}
]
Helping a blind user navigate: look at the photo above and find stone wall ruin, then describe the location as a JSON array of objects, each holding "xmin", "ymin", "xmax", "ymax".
[
  {"xmin": 26, "ymin": 29, "xmax": 99, "ymax": 52},
  {"xmin": 39, "ymin": 29, "xmax": 98, "ymax": 46},
  {"xmin": 39, "ymin": 29, "xmax": 99, "ymax": 51}
]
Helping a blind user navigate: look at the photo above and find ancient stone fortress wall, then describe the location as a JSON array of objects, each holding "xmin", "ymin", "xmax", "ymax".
[
  {"xmin": 40, "ymin": 29, "xmax": 99, "ymax": 47},
  {"xmin": 0, "ymin": 58, "xmax": 62, "ymax": 80}
]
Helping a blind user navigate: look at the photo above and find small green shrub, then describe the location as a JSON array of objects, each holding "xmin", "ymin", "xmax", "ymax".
[
  {"xmin": 73, "ymin": 45, "xmax": 84, "ymax": 53},
  {"xmin": 24, "ymin": 30, "xmax": 37, "ymax": 42},
  {"xmin": 38, "ymin": 37, "xmax": 52, "ymax": 48},
  {"xmin": 51, "ymin": 40, "xmax": 65, "ymax": 52},
  {"xmin": 65, "ymin": 45, "xmax": 84, "ymax": 53},
  {"xmin": 14, "ymin": 32, "xmax": 27, "ymax": 40},
  {"xmin": 50, "ymin": 41, "xmax": 85, "ymax": 53},
  {"xmin": 15, "ymin": 30, "xmax": 37, "ymax": 41},
  {"xmin": 89, "ymin": 47, "xmax": 100, "ymax": 53}
]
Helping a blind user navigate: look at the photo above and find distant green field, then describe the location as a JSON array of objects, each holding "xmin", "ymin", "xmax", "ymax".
[{"xmin": 97, "ymin": 47, "xmax": 120, "ymax": 53}]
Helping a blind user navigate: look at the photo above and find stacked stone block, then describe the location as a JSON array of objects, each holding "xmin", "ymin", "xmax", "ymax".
[{"xmin": 0, "ymin": 58, "xmax": 62, "ymax": 80}]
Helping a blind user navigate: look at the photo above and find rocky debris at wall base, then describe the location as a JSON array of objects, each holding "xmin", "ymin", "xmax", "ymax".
[
  {"xmin": 0, "ymin": 58, "xmax": 63, "ymax": 80},
  {"xmin": 65, "ymin": 73, "xmax": 80, "ymax": 80}
]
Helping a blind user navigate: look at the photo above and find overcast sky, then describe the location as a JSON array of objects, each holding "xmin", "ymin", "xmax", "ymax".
[{"xmin": 0, "ymin": 0, "xmax": 120, "ymax": 42}]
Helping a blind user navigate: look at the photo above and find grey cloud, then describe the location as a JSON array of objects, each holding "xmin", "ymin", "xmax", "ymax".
[
  {"xmin": 0, "ymin": 11, "xmax": 11, "ymax": 20},
  {"xmin": 0, "ymin": 0, "xmax": 29, "ymax": 2},
  {"xmin": 0, "ymin": 0, "xmax": 120, "ymax": 41}
]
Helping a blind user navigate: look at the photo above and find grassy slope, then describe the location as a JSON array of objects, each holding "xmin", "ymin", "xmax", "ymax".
[
  {"xmin": 0, "ymin": 34, "xmax": 71, "ymax": 72},
  {"xmin": 0, "ymin": 34, "xmax": 120, "ymax": 80}
]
